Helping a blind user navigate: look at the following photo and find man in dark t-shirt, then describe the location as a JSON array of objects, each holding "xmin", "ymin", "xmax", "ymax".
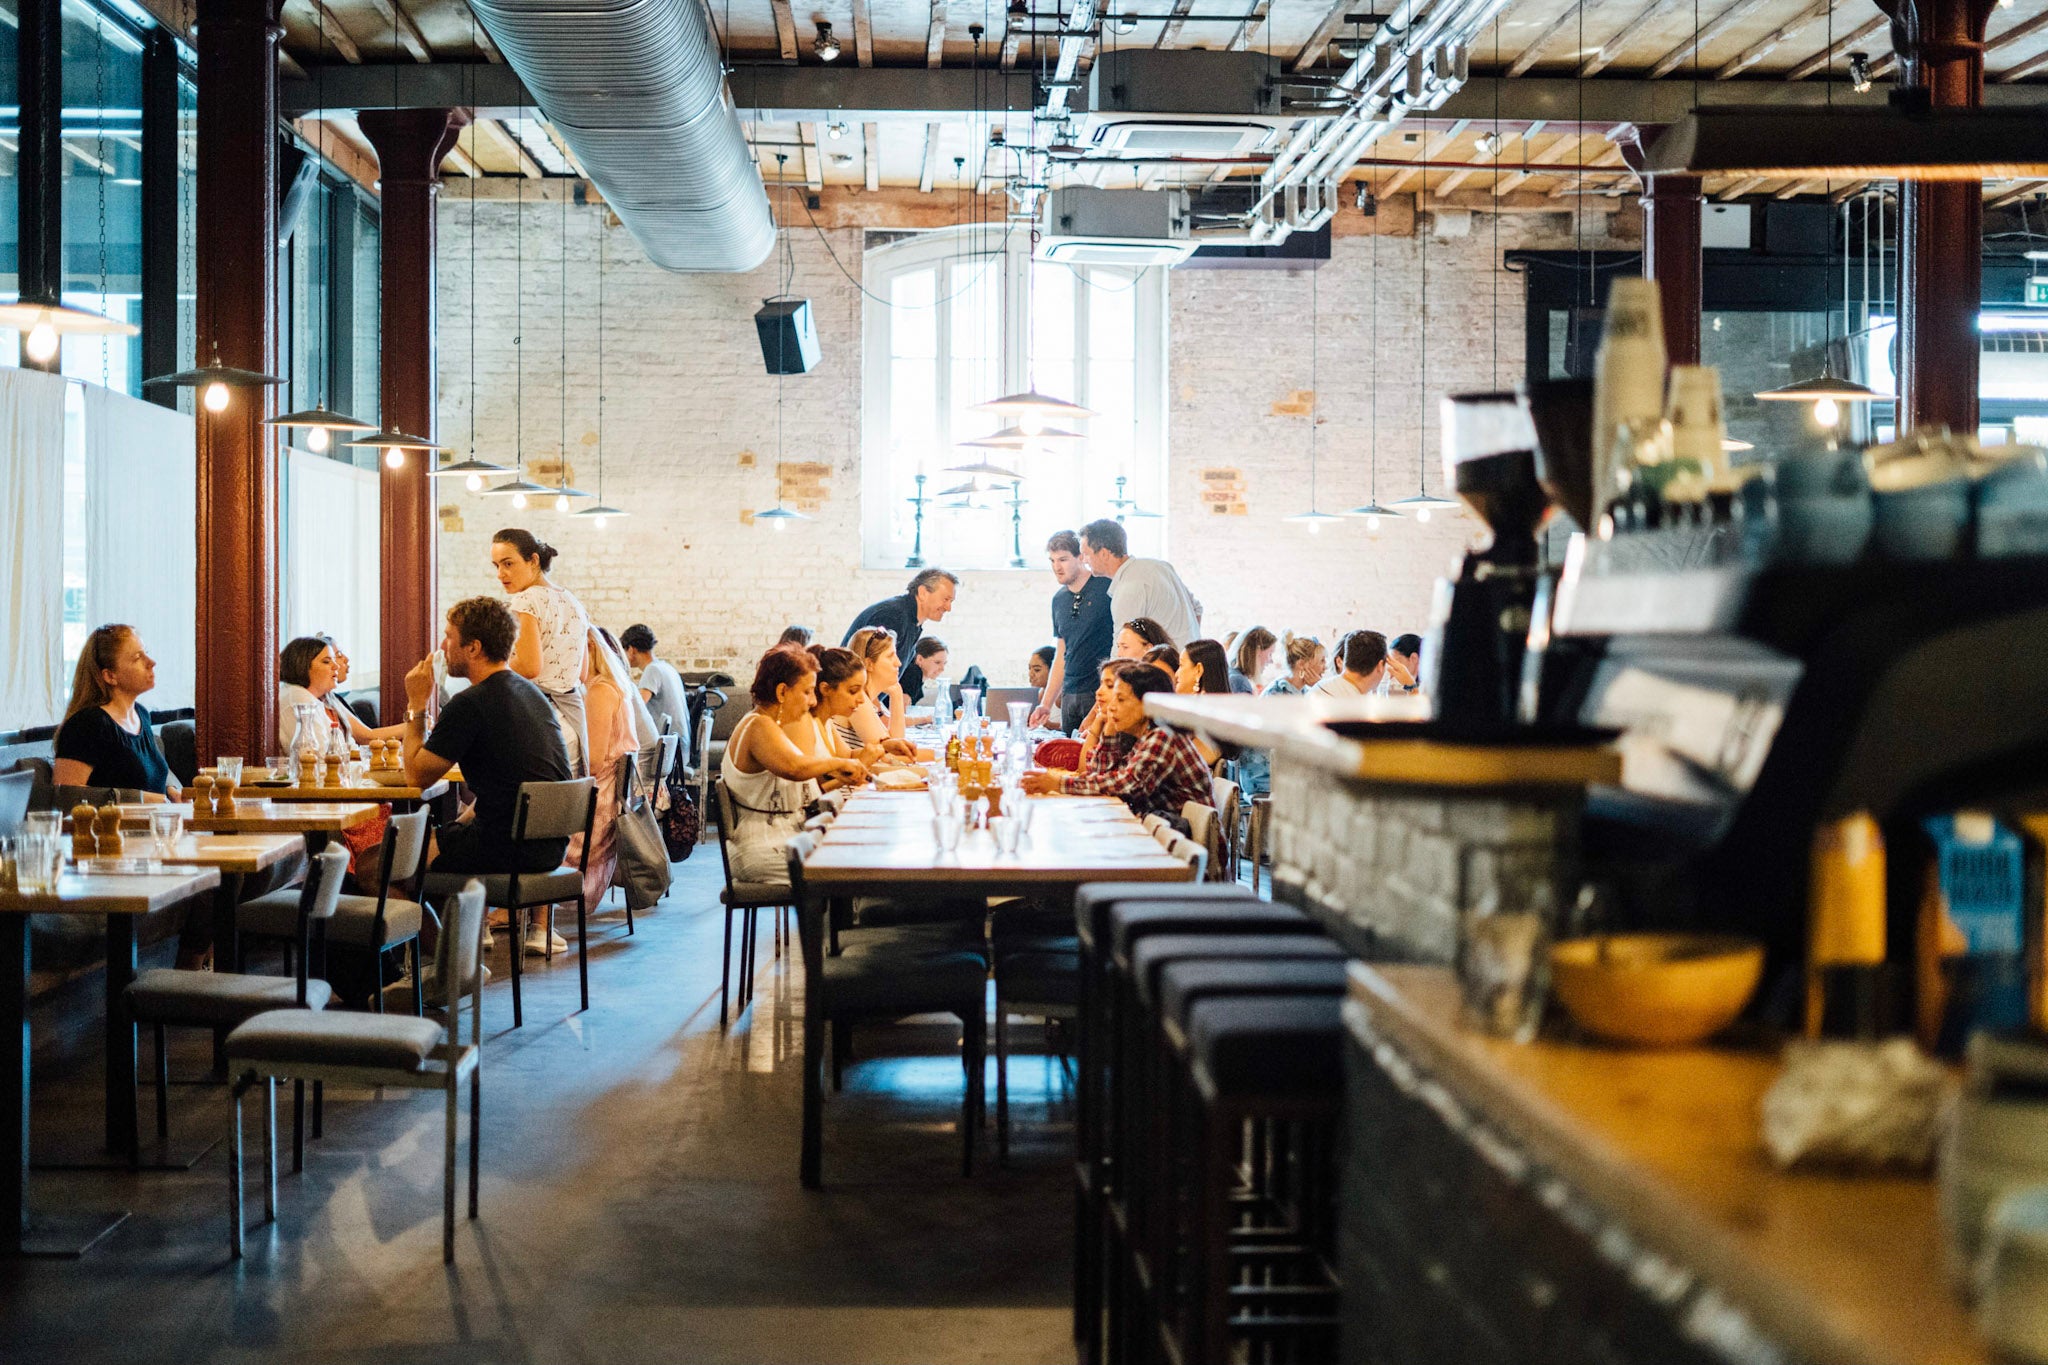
[
  {"xmin": 1030, "ymin": 530, "xmax": 1115, "ymax": 734},
  {"xmin": 402, "ymin": 596, "xmax": 573, "ymax": 875}
]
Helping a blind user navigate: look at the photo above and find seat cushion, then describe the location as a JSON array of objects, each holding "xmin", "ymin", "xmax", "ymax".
[
  {"xmin": 818, "ymin": 944, "xmax": 987, "ymax": 1018},
  {"xmin": 1129, "ymin": 933, "xmax": 1345, "ymax": 1008},
  {"xmin": 422, "ymin": 868, "xmax": 582, "ymax": 906},
  {"xmin": 855, "ymin": 895, "xmax": 980, "ymax": 928},
  {"xmin": 840, "ymin": 919, "xmax": 987, "ymax": 957},
  {"xmin": 1159, "ymin": 958, "xmax": 1349, "ymax": 1031},
  {"xmin": 226, "ymin": 1009, "xmax": 445, "ymax": 1073},
  {"xmin": 238, "ymin": 892, "xmax": 424, "ymax": 947},
  {"xmin": 721, "ymin": 881, "xmax": 789, "ymax": 907},
  {"xmin": 1074, "ymin": 882, "xmax": 1256, "ymax": 947},
  {"xmin": 1187, "ymin": 994, "xmax": 1344, "ymax": 1102},
  {"xmin": 1108, "ymin": 899, "xmax": 1314, "ymax": 966},
  {"xmin": 996, "ymin": 950, "xmax": 1080, "ymax": 1009},
  {"xmin": 126, "ymin": 968, "xmax": 331, "ymax": 1027}
]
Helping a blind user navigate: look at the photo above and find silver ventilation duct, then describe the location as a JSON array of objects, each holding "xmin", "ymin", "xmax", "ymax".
[{"xmin": 468, "ymin": 0, "xmax": 776, "ymax": 273}]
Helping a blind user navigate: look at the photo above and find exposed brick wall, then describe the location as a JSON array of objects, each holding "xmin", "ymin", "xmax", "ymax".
[{"xmin": 435, "ymin": 201, "xmax": 1623, "ymax": 686}]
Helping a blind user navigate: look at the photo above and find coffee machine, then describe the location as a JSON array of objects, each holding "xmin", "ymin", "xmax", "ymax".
[{"xmin": 1421, "ymin": 391, "xmax": 1556, "ymax": 730}]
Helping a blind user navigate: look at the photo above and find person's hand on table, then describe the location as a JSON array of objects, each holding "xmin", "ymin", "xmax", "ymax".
[
  {"xmin": 1021, "ymin": 769, "xmax": 1064, "ymax": 796},
  {"xmin": 1028, "ymin": 704, "xmax": 1051, "ymax": 729},
  {"xmin": 832, "ymin": 758, "xmax": 869, "ymax": 784},
  {"xmin": 404, "ymin": 655, "xmax": 437, "ymax": 713},
  {"xmin": 882, "ymin": 738, "xmax": 916, "ymax": 759}
]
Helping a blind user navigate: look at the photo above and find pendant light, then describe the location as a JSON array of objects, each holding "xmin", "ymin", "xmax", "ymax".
[
  {"xmin": 1390, "ymin": 145, "xmax": 1457, "ymax": 523},
  {"xmin": 1286, "ymin": 263, "xmax": 1341, "ymax": 531},
  {"xmin": 971, "ymin": 215, "xmax": 1095, "ymax": 429},
  {"xmin": 1754, "ymin": 190, "xmax": 1892, "ymax": 422},
  {"xmin": 428, "ymin": 32, "xmax": 509, "ymax": 490},
  {"xmin": 1345, "ymin": 217, "xmax": 1404, "ymax": 528},
  {"xmin": 266, "ymin": 9, "xmax": 372, "ymax": 449},
  {"xmin": 574, "ymin": 197, "xmax": 625, "ymax": 525},
  {"xmin": 957, "ymin": 422, "xmax": 1085, "ymax": 448},
  {"xmin": 756, "ymin": 156, "xmax": 808, "ymax": 530},
  {"xmin": 7, "ymin": 8, "xmax": 136, "ymax": 366},
  {"xmin": 548, "ymin": 172, "xmax": 589, "ymax": 511},
  {"xmin": 489, "ymin": 170, "xmax": 547, "ymax": 505},
  {"xmin": 944, "ymin": 458, "xmax": 1025, "ymax": 480}
]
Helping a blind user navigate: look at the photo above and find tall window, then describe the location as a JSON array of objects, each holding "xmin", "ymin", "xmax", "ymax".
[
  {"xmin": 58, "ymin": 0, "xmax": 144, "ymax": 394},
  {"xmin": 861, "ymin": 228, "xmax": 1167, "ymax": 571}
]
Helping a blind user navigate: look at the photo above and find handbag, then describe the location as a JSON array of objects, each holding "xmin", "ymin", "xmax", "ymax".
[
  {"xmin": 613, "ymin": 772, "xmax": 674, "ymax": 911},
  {"xmin": 659, "ymin": 767, "xmax": 702, "ymax": 862}
]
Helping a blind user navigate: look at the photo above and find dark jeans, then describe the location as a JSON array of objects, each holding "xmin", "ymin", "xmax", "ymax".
[{"xmin": 1060, "ymin": 692, "xmax": 1092, "ymax": 735}]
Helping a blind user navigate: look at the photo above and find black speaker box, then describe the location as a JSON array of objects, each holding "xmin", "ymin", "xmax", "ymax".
[{"xmin": 755, "ymin": 298, "xmax": 820, "ymax": 375}]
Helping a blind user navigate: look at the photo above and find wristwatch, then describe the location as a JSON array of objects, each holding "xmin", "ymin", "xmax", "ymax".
[{"xmin": 406, "ymin": 709, "xmax": 429, "ymax": 725}]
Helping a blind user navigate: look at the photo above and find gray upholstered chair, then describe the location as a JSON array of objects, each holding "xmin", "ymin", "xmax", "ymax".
[
  {"xmin": 157, "ymin": 718, "xmax": 198, "ymax": 787},
  {"xmin": 784, "ymin": 833, "xmax": 988, "ymax": 1188},
  {"xmin": 226, "ymin": 879, "xmax": 488, "ymax": 1264},
  {"xmin": 126, "ymin": 846, "xmax": 347, "ymax": 1156},
  {"xmin": 419, "ymin": 778, "xmax": 596, "ymax": 1029},
  {"xmin": 710, "ymin": 779, "xmax": 792, "ymax": 1028},
  {"xmin": 236, "ymin": 809, "xmax": 432, "ymax": 1013},
  {"xmin": 0, "ymin": 768, "xmax": 30, "ymax": 835}
]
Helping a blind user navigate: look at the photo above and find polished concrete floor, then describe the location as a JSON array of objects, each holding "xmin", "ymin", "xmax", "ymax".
[{"xmin": 1, "ymin": 856, "xmax": 1077, "ymax": 1364}]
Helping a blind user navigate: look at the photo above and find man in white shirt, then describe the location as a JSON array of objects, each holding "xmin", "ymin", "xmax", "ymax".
[
  {"xmin": 1078, "ymin": 517, "xmax": 1202, "ymax": 646},
  {"xmin": 1310, "ymin": 630, "xmax": 1389, "ymax": 698},
  {"xmin": 621, "ymin": 624, "xmax": 690, "ymax": 743}
]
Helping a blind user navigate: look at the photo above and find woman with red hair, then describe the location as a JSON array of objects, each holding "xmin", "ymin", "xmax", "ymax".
[{"xmin": 719, "ymin": 646, "xmax": 867, "ymax": 883}]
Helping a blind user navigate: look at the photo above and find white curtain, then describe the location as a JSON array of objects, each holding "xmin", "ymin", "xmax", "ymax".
[
  {"xmin": 0, "ymin": 369, "xmax": 72, "ymax": 729},
  {"xmin": 84, "ymin": 385, "xmax": 197, "ymax": 710},
  {"xmin": 284, "ymin": 447, "xmax": 380, "ymax": 680}
]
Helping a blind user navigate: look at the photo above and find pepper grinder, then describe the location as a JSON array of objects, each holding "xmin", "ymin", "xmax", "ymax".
[
  {"xmin": 192, "ymin": 774, "xmax": 215, "ymax": 818},
  {"xmin": 216, "ymin": 769, "xmax": 238, "ymax": 817},
  {"xmin": 95, "ymin": 804, "xmax": 124, "ymax": 857},
  {"xmin": 70, "ymin": 802, "xmax": 98, "ymax": 860}
]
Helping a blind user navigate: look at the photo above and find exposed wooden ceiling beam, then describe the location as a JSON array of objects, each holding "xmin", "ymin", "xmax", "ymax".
[
  {"xmin": 1646, "ymin": 0, "xmax": 1774, "ymax": 78},
  {"xmin": 304, "ymin": 0, "xmax": 362, "ymax": 64},
  {"xmin": 1715, "ymin": 0, "xmax": 1833, "ymax": 79},
  {"xmin": 1000, "ymin": 12, "xmax": 1023, "ymax": 68},
  {"xmin": 799, "ymin": 121, "xmax": 824, "ymax": 191},
  {"xmin": 1718, "ymin": 175, "xmax": 1769, "ymax": 199},
  {"xmin": 360, "ymin": 0, "xmax": 431, "ymax": 61},
  {"xmin": 1382, "ymin": 119, "xmax": 1469, "ymax": 193},
  {"xmin": 473, "ymin": 20, "xmax": 502, "ymax": 62},
  {"xmin": 1998, "ymin": 45, "xmax": 2048, "ymax": 82},
  {"xmin": 1228, "ymin": 0, "xmax": 1272, "ymax": 50},
  {"xmin": 474, "ymin": 117, "xmax": 542, "ymax": 177},
  {"xmin": 1505, "ymin": 3, "xmax": 1586, "ymax": 79},
  {"xmin": 1783, "ymin": 14, "xmax": 1885, "ymax": 80},
  {"xmin": 1581, "ymin": 0, "xmax": 1678, "ymax": 78},
  {"xmin": 1437, "ymin": 120, "xmax": 1544, "ymax": 195},
  {"xmin": 1158, "ymin": 0, "xmax": 1198, "ymax": 49},
  {"xmin": 852, "ymin": 0, "xmax": 874, "ymax": 65},
  {"xmin": 1989, "ymin": 179, "xmax": 2048, "ymax": 208},
  {"xmin": 539, "ymin": 121, "xmax": 585, "ymax": 178},
  {"xmin": 279, "ymin": 48, "xmax": 307, "ymax": 80},
  {"xmin": 771, "ymin": 0, "xmax": 799, "ymax": 62},
  {"xmin": 1990, "ymin": 10, "xmax": 2048, "ymax": 83},
  {"xmin": 1292, "ymin": 0, "xmax": 1352, "ymax": 73},
  {"xmin": 864, "ymin": 121, "xmax": 880, "ymax": 190},
  {"xmin": 1496, "ymin": 132, "xmax": 1590, "ymax": 195},
  {"xmin": 919, "ymin": 121, "xmax": 942, "ymax": 192},
  {"xmin": 927, "ymin": 0, "xmax": 947, "ymax": 67},
  {"xmin": 299, "ymin": 116, "xmax": 381, "ymax": 194},
  {"xmin": 442, "ymin": 141, "xmax": 480, "ymax": 177}
]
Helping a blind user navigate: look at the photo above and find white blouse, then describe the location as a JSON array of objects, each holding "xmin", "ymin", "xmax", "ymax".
[{"xmin": 506, "ymin": 579, "xmax": 592, "ymax": 695}]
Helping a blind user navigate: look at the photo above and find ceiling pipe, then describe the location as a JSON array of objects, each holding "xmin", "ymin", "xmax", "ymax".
[{"xmin": 467, "ymin": 0, "xmax": 775, "ymax": 272}]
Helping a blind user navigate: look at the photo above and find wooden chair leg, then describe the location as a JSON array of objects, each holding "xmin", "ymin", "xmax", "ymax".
[{"xmin": 153, "ymin": 1024, "xmax": 170, "ymax": 1140}]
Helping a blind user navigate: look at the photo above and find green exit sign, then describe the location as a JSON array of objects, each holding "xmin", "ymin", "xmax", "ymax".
[{"xmin": 2029, "ymin": 275, "xmax": 2048, "ymax": 307}]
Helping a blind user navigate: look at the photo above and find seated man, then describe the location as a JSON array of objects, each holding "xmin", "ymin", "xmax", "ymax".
[{"xmin": 402, "ymin": 596, "xmax": 573, "ymax": 876}]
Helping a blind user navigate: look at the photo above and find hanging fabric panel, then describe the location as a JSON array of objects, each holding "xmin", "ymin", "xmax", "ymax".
[
  {"xmin": 84, "ymin": 385, "xmax": 198, "ymax": 710},
  {"xmin": 283, "ymin": 447, "xmax": 381, "ymax": 682},
  {"xmin": 0, "ymin": 369, "xmax": 72, "ymax": 729}
]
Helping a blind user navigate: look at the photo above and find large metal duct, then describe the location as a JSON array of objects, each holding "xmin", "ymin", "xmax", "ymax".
[{"xmin": 469, "ymin": 0, "xmax": 776, "ymax": 273}]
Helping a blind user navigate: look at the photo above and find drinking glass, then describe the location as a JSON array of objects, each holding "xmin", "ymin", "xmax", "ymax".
[
  {"xmin": 932, "ymin": 814, "xmax": 963, "ymax": 853},
  {"xmin": 266, "ymin": 756, "xmax": 287, "ymax": 782},
  {"xmin": 149, "ymin": 807, "xmax": 184, "ymax": 859},
  {"xmin": 959, "ymin": 686, "xmax": 983, "ymax": 724},
  {"xmin": 1009, "ymin": 786, "xmax": 1034, "ymax": 835},
  {"xmin": 23, "ymin": 811, "xmax": 60, "ymax": 841},
  {"xmin": 215, "ymin": 757, "xmax": 243, "ymax": 787},
  {"xmin": 15, "ymin": 833, "xmax": 60, "ymax": 894},
  {"xmin": 990, "ymin": 815, "xmax": 1021, "ymax": 856},
  {"xmin": 0, "ymin": 836, "xmax": 15, "ymax": 892},
  {"xmin": 1007, "ymin": 701, "xmax": 1032, "ymax": 737}
]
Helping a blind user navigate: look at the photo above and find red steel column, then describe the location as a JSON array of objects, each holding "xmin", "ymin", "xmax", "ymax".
[
  {"xmin": 1615, "ymin": 124, "xmax": 1703, "ymax": 367},
  {"xmin": 193, "ymin": 0, "xmax": 283, "ymax": 762},
  {"xmin": 358, "ymin": 110, "xmax": 465, "ymax": 723},
  {"xmin": 1880, "ymin": 0, "xmax": 1997, "ymax": 433}
]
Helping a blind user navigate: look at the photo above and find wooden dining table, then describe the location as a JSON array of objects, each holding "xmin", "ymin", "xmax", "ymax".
[
  {"xmin": 83, "ymin": 800, "xmax": 382, "ymax": 837},
  {"xmin": 0, "ymin": 865, "xmax": 221, "ymax": 1256}
]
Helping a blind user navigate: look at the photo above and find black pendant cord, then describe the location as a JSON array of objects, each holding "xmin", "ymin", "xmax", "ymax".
[
  {"xmin": 514, "ymin": 170, "xmax": 524, "ymax": 482},
  {"xmin": 1370, "ymin": 226, "xmax": 1380, "ymax": 505},
  {"xmin": 595, "ymin": 202, "xmax": 606, "ymax": 506},
  {"xmin": 468, "ymin": 29, "xmax": 479, "ymax": 460},
  {"xmin": 560, "ymin": 165, "xmax": 569, "ymax": 495},
  {"xmin": 95, "ymin": 9, "xmax": 108, "ymax": 388}
]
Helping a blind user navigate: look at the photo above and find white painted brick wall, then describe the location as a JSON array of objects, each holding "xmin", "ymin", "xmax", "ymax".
[{"xmin": 435, "ymin": 202, "xmax": 1622, "ymax": 687}]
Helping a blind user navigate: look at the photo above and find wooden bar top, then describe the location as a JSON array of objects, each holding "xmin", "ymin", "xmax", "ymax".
[
  {"xmin": 1146, "ymin": 693, "xmax": 1621, "ymax": 788},
  {"xmin": 1348, "ymin": 963, "xmax": 1989, "ymax": 1365},
  {"xmin": 0, "ymin": 866, "xmax": 220, "ymax": 916}
]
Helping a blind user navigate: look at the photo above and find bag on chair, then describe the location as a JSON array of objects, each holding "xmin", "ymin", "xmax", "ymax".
[
  {"xmin": 614, "ymin": 779, "xmax": 674, "ymax": 910},
  {"xmin": 658, "ymin": 766, "xmax": 702, "ymax": 861}
]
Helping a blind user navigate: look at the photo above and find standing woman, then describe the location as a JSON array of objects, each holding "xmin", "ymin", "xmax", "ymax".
[
  {"xmin": 491, "ymin": 528, "xmax": 595, "ymax": 775},
  {"xmin": 552, "ymin": 631, "xmax": 637, "ymax": 956}
]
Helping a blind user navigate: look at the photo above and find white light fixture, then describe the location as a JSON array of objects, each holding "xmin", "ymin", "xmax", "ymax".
[
  {"xmin": 1343, "ymin": 499, "xmax": 1404, "ymax": 531},
  {"xmin": 488, "ymin": 476, "xmax": 550, "ymax": 501},
  {"xmin": 145, "ymin": 340, "xmax": 284, "ymax": 411},
  {"xmin": 1389, "ymin": 490, "xmax": 1459, "ymax": 523},
  {"xmin": 0, "ymin": 299, "xmax": 137, "ymax": 365},
  {"xmin": 756, "ymin": 505, "xmax": 808, "ymax": 530},
  {"xmin": 958, "ymin": 423, "xmax": 1085, "ymax": 448},
  {"xmin": 813, "ymin": 20, "xmax": 841, "ymax": 60},
  {"xmin": 970, "ymin": 389, "xmax": 1097, "ymax": 424},
  {"xmin": 827, "ymin": 122, "xmax": 849, "ymax": 140},
  {"xmin": 347, "ymin": 425, "xmax": 448, "ymax": 464},
  {"xmin": 427, "ymin": 456, "xmax": 513, "ymax": 482},
  {"xmin": 944, "ymin": 459, "xmax": 1025, "ymax": 480},
  {"xmin": 572, "ymin": 198, "xmax": 627, "ymax": 530}
]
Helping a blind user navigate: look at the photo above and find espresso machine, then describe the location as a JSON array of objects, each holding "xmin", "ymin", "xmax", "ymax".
[{"xmin": 1420, "ymin": 391, "xmax": 1556, "ymax": 730}]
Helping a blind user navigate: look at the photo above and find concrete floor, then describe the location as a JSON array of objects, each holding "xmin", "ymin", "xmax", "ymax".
[{"xmin": 0, "ymin": 857, "xmax": 1077, "ymax": 1364}]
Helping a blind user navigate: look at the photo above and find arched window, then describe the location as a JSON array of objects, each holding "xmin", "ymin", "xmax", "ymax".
[{"xmin": 860, "ymin": 227, "xmax": 1168, "ymax": 570}]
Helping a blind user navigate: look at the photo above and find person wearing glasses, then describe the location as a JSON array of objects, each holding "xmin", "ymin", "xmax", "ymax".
[{"xmin": 1029, "ymin": 529, "xmax": 1115, "ymax": 735}]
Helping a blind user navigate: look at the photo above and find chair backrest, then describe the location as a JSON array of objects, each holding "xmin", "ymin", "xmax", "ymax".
[
  {"xmin": 157, "ymin": 719, "xmax": 198, "ymax": 786},
  {"xmin": 293, "ymin": 845, "xmax": 349, "ymax": 1004},
  {"xmin": 1165, "ymin": 833, "xmax": 1208, "ymax": 882},
  {"xmin": 654, "ymin": 733, "xmax": 681, "ymax": 788},
  {"xmin": 0, "ymin": 769, "xmax": 31, "ymax": 836},
  {"xmin": 802, "ymin": 811, "xmax": 834, "ymax": 832},
  {"xmin": 1182, "ymin": 801, "xmax": 1222, "ymax": 880},
  {"xmin": 711, "ymin": 779, "xmax": 742, "ymax": 887},
  {"xmin": 384, "ymin": 808, "xmax": 432, "ymax": 889},
  {"xmin": 512, "ymin": 777, "xmax": 598, "ymax": 843},
  {"xmin": 692, "ymin": 712, "xmax": 714, "ymax": 774},
  {"xmin": 783, "ymin": 832, "xmax": 827, "ymax": 967},
  {"xmin": 708, "ymin": 690, "xmax": 745, "ymax": 743},
  {"xmin": 1141, "ymin": 812, "xmax": 1170, "ymax": 839},
  {"xmin": 442, "ymin": 879, "xmax": 488, "ymax": 1026},
  {"xmin": 1211, "ymin": 777, "xmax": 1240, "ymax": 832}
]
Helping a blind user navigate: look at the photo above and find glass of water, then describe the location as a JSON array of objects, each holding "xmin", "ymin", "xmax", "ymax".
[
  {"xmin": 990, "ymin": 815, "xmax": 1021, "ymax": 856},
  {"xmin": 149, "ymin": 806, "xmax": 184, "ymax": 859},
  {"xmin": 23, "ymin": 811, "xmax": 60, "ymax": 841},
  {"xmin": 215, "ymin": 756, "xmax": 243, "ymax": 787},
  {"xmin": 932, "ymin": 813, "xmax": 963, "ymax": 853},
  {"xmin": 15, "ymin": 833, "xmax": 60, "ymax": 893}
]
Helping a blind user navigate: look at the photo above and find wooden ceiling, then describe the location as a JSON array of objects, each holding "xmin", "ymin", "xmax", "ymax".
[{"xmin": 229, "ymin": 0, "xmax": 2048, "ymax": 208}]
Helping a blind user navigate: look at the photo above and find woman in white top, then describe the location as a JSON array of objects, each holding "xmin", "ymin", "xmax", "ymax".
[
  {"xmin": 277, "ymin": 635, "xmax": 405, "ymax": 755},
  {"xmin": 785, "ymin": 646, "xmax": 884, "ymax": 785},
  {"xmin": 840, "ymin": 627, "xmax": 930, "ymax": 764},
  {"xmin": 492, "ymin": 528, "xmax": 596, "ymax": 775},
  {"xmin": 721, "ymin": 646, "xmax": 866, "ymax": 884}
]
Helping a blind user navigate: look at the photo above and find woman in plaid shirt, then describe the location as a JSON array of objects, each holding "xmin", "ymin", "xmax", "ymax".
[{"xmin": 1024, "ymin": 661, "xmax": 1214, "ymax": 825}]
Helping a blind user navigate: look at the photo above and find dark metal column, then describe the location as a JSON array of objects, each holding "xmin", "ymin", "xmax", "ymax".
[
  {"xmin": 16, "ymin": 0, "xmax": 62, "ymax": 374},
  {"xmin": 140, "ymin": 29, "xmax": 182, "ymax": 408},
  {"xmin": 357, "ymin": 109, "xmax": 465, "ymax": 723},
  {"xmin": 193, "ymin": 0, "xmax": 284, "ymax": 763},
  {"xmin": 1879, "ymin": 0, "xmax": 1998, "ymax": 434},
  {"xmin": 1615, "ymin": 124, "xmax": 1703, "ymax": 367}
]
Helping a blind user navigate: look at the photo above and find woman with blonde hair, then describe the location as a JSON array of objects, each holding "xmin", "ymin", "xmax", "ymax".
[
  {"xmin": 841, "ymin": 626, "xmax": 927, "ymax": 760},
  {"xmin": 1263, "ymin": 633, "xmax": 1327, "ymax": 696},
  {"xmin": 546, "ymin": 629, "xmax": 638, "ymax": 957},
  {"xmin": 1230, "ymin": 626, "xmax": 1277, "ymax": 694}
]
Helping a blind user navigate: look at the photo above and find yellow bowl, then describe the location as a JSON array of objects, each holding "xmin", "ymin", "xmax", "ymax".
[{"xmin": 1549, "ymin": 933, "xmax": 1765, "ymax": 1048}]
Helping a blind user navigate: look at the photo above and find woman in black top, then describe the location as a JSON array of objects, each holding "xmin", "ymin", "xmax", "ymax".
[{"xmin": 53, "ymin": 624, "xmax": 180, "ymax": 800}]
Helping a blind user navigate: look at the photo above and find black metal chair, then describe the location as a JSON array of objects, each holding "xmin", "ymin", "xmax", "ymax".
[
  {"xmin": 784, "ymin": 833, "xmax": 988, "ymax": 1188},
  {"xmin": 709, "ymin": 779, "xmax": 792, "ymax": 1027},
  {"xmin": 226, "ymin": 879, "xmax": 488, "ymax": 1264},
  {"xmin": 126, "ymin": 846, "xmax": 347, "ymax": 1163},
  {"xmin": 236, "ymin": 808, "xmax": 432, "ymax": 1014},
  {"xmin": 420, "ymin": 779, "xmax": 597, "ymax": 1029}
]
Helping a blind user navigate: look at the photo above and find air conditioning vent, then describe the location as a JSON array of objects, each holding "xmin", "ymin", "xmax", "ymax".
[
  {"xmin": 1095, "ymin": 121, "xmax": 1273, "ymax": 159},
  {"xmin": 1037, "ymin": 188, "xmax": 1197, "ymax": 267}
]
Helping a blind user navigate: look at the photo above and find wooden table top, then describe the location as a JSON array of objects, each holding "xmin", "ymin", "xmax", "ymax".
[
  {"xmin": 79, "ymin": 801, "xmax": 382, "ymax": 834},
  {"xmin": 160, "ymin": 833, "xmax": 305, "ymax": 875},
  {"xmin": 802, "ymin": 790, "xmax": 1194, "ymax": 887},
  {"xmin": 0, "ymin": 866, "xmax": 220, "ymax": 916},
  {"xmin": 255, "ymin": 778, "xmax": 447, "ymax": 803},
  {"xmin": 1350, "ymin": 964, "xmax": 1988, "ymax": 1365}
]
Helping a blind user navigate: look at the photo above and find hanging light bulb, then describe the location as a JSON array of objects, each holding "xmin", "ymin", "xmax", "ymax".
[
  {"xmin": 1814, "ymin": 396, "xmax": 1841, "ymax": 427},
  {"xmin": 203, "ymin": 381, "xmax": 230, "ymax": 412},
  {"xmin": 511, "ymin": 491, "xmax": 529, "ymax": 510},
  {"xmin": 555, "ymin": 491, "xmax": 572, "ymax": 513},
  {"xmin": 1366, "ymin": 512, "xmax": 1382, "ymax": 531},
  {"xmin": 384, "ymin": 448, "xmax": 406, "ymax": 469},
  {"xmin": 1416, "ymin": 506, "xmax": 1433, "ymax": 523},
  {"xmin": 466, "ymin": 472, "xmax": 485, "ymax": 492},
  {"xmin": 307, "ymin": 426, "xmax": 330, "ymax": 453},
  {"xmin": 593, "ymin": 513, "xmax": 608, "ymax": 530},
  {"xmin": 25, "ymin": 322, "xmax": 57, "ymax": 363}
]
